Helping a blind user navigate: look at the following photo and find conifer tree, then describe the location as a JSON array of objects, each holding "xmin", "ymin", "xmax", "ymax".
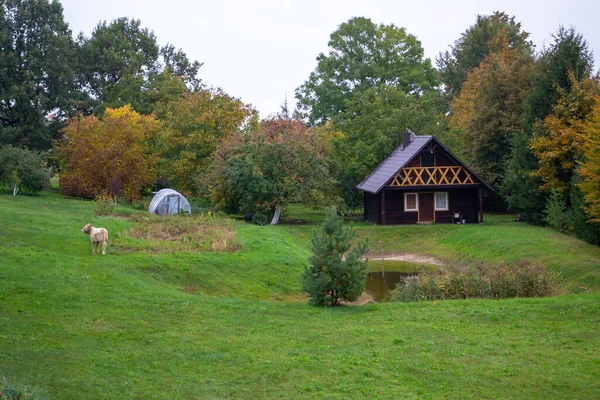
[{"xmin": 301, "ymin": 209, "xmax": 368, "ymax": 306}]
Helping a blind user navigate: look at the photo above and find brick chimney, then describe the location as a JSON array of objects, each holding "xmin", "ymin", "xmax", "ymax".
[{"xmin": 403, "ymin": 129, "xmax": 412, "ymax": 150}]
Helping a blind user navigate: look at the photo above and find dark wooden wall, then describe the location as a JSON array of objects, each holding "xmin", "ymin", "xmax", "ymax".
[
  {"xmin": 383, "ymin": 190, "xmax": 418, "ymax": 224},
  {"xmin": 434, "ymin": 188, "xmax": 479, "ymax": 224},
  {"xmin": 364, "ymin": 188, "xmax": 480, "ymax": 224},
  {"xmin": 364, "ymin": 192, "xmax": 381, "ymax": 224}
]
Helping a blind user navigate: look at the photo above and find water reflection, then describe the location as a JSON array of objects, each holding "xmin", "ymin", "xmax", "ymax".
[{"xmin": 365, "ymin": 271, "xmax": 418, "ymax": 301}]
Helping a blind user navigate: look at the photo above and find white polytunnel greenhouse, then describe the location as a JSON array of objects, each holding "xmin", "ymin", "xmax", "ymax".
[{"xmin": 148, "ymin": 189, "xmax": 192, "ymax": 216}]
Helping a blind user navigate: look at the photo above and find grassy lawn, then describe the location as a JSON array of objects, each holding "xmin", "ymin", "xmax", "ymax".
[{"xmin": 1, "ymin": 192, "xmax": 599, "ymax": 399}]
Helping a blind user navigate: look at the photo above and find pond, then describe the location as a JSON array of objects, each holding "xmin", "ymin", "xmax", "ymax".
[{"xmin": 365, "ymin": 271, "xmax": 418, "ymax": 301}]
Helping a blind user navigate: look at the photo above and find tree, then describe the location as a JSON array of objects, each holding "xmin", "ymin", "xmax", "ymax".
[
  {"xmin": 301, "ymin": 209, "xmax": 369, "ymax": 306},
  {"xmin": 295, "ymin": 17, "xmax": 437, "ymax": 125},
  {"xmin": 579, "ymin": 97, "xmax": 600, "ymax": 222},
  {"xmin": 0, "ymin": 0, "xmax": 78, "ymax": 151},
  {"xmin": 57, "ymin": 106, "xmax": 158, "ymax": 201},
  {"xmin": 530, "ymin": 73, "xmax": 597, "ymax": 196},
  {"xmin": 209, "ymin": 114, "xmax": 338, "ymax": 223},
  {"xmin": 437, "ymin": 11, "xmax": 532, "ymax": 98},
  {"xmin": 157, "ymin": 89, "xmax": 253, "ymax": 195},
  {"xmin": 0, "ymin": 145, "xmax": 49, "ymax": 195},
  {"xmin": 331, "ymin": 84, "xmax": 447, "ymax": 211},
  {"xmin": 504, "ymin": 26, "xmax": 594, "ymax": 220},
  {"xmin": 449, "ymin": 31, "xmax": 533, "ymax": 190},
  {"xmin": 76, "ymin": 18, "xmax": 160, "ymax": 114},
  {"xmin": 523, "ymin": 26, "xmax": 594, "ymax": 129}
]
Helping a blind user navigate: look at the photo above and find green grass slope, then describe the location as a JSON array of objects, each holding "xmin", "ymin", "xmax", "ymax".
[{"xmin": 1, "ymin": 193, "xmax": 599, "ymax": 399}]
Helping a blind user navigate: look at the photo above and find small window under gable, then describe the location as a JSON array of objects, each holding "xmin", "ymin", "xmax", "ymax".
[{"xmin": 405, "ymin": 193, "xmax": 418, "ymax": 212}]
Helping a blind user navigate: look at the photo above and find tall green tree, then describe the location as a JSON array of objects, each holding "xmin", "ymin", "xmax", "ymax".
[
  {"xmin": 523, "ymin": 26, "xmax": 594, "ymax": 128},
  {"xmin": 448, "ymin": 31, "xmax": 533, "ymax": 191},
  {"xmin": 437, "ymin": 11, "xmax": 532, "ymax": 98},
  {"xmin": 76, "ymin": 18, "xmax": 160, "ymax": 114},
  {"xmin": 0, "ymin": 0, "xmax": 77, "ymax": 150},
  {"xmin": 504, "ymin": 26, "xmax": 595, "ymax": 220},
  {"xmin": 295, "ymin": 17, "xmax": 437, "ymax": 125},
  {"xmin": 76, "ymin": 18, "xmax": 202, "ymax": 115},
  {"xmin": 332, "ymin": 85, "xmax": 447, "ymax": 211}
]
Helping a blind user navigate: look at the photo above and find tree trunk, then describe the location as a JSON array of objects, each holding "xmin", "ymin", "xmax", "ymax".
[{"xmin": 270, "ymin": 205, "xmax": 281, "ymax": 225}]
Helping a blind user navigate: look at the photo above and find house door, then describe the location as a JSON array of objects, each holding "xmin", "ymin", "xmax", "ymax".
[{"xmin": 419, "ymin": 193, "xmax": 434, "ymax": 223}]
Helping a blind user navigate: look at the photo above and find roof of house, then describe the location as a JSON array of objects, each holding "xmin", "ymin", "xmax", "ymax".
[{"xmin": 356, "ymin": 130, "xmax": 493, "ymax": 194}]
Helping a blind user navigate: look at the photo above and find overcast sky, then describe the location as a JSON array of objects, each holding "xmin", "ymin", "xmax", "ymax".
[{"xmin": 60, "ymin": 0, "xmax": 599, "ymax": 117}]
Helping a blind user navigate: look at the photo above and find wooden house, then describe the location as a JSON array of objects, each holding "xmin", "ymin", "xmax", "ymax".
[{"xmin": 356, "ymin": 130, "xmax": 493, "ymax": 224}]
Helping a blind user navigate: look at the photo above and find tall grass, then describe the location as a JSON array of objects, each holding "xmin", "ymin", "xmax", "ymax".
[
  {"xmin": 113, "ymin": 213, "xmax": 238, "ymax": 252},
  {"xmin": 389, "ymin": 262, "xmax": 560, "ymax": 302}
]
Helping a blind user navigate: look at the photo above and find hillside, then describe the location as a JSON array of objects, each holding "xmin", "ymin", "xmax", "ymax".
[{"xmin": 0, "ymin": 192, "xmax": 599, "ymax": 399}]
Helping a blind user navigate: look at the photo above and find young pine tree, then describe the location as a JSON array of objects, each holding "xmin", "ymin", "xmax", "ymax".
[{"xmin": 302, "ymin": 209, "xmax": 369, "ymax": 306}]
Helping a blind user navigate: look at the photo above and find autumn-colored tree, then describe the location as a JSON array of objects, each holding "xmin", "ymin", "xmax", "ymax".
[
  {"xmin": 530, "ymin": 72, "xmax": 597, "ymax": 195},
  {"xmin": 449, "ymin": 30, "xmax": 533, "ymax": 189},
  {"xmin": 156, "ymin": 89, "xmax": 253, "ymax": 195},
  {"xmin": 579, "ymin": 97, "xmax": 600, "ymax": 222},
  {"xmin": 58, "ymin": 106, "xmax": 159, "ymax": 201}
]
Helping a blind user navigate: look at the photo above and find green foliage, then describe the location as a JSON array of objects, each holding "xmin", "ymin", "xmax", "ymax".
[
  {"xmin": 331, "ymin": 85, "xmax": 447, "ymax": 211},
  {"xmin": 301, "ymin": 209, "xmax": 369, "ymax": 306},
  {"xmin": 437, "ymin": 11, "xmax": 532, "ymax": 98},
  {"xmin": 567, "ymin": 186, "xmax": 600, "ymax": 245},
  {"xmin": 544, "ymin": 189, "xmax": 570, "ymax": 231},
  {"xmin": 502, "ymin": 130, "xmax": 546, "ymax": 223},
  {"xmin": 93, "ymin": 193, "xmax": 115, "ymax": 216},
  {"xmin": 251, "ymin": 212, "xmax": 267, "ymax": 226},
  {"xmin": 0, "ymin": 0, "xmax": 77, "ymax": 151},
  {"xmin": 156, "ymin": 89, "xmax": 253, "ymax": 195},
  {"xmin": 0, "ymin": 145, "xmax": 49, "ymax": 194},
  {"xmin": 389, "ymin": 262, "xmax": 559, "ymax": 302},
  {"xmin": 295, "ymin": 17, "xmax": 437, "ymax": 125},
  {"xmin": 209, "ymin": 115, "xmax": 338, "ymax": 217},
  {"xmin": 449, "ymin": 30, "xmax": 533, "ymax": 191},
  {"xmin": 76, "ymin": 17, "xmax": 160, "ymax": 114},
  {"xmin": 523, "ymin": 26, "xmax": 594, "ymax": 128}
]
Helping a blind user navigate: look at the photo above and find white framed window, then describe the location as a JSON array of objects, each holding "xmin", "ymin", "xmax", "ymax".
[
  {"xmin": 404, "ymin": 193, "xmax": 418, "ymax": 212},
  {"xmin": 435, "ymin": 192, "xmax": 449, "ymax": 211}
]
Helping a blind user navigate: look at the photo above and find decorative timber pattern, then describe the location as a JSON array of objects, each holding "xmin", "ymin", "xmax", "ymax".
[{"xmin": 388, "ymin": 166, "xmax": 476, "ymax": 187}]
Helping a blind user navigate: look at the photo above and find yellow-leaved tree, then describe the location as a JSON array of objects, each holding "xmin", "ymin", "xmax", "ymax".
[
  {"xmin": 579, "ymin": 97, "xmax": 600, "ymax": 222},
  {"xmin": 58, "ymin": 105, "xmax": 159, "ymax": 201},
  {"xmin": 530, "ymin": 72, "xmax": 597, "ymax": 195}
]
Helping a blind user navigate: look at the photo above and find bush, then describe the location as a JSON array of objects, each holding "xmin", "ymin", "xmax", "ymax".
[
  {"xmin": 301, "ymin": 209, "xmax": 369, "ymax": 306},
  {"xmin": 251, "ymin": 212, "xmax": 267, "ymax": 226},
  {"xmin": 544, "ymin": 189, "xmax": 570, "ymax": 230},
  {"xmin": 94, "ymin": 193, "xmax": 115, "ymax": 215},
  {"xmin": 389, "ymin": 262, "xmax": 560, "ymax": 302},
  {"xmin": 0, "ymin": 145, "xmax": 49, "ymax": 195}
]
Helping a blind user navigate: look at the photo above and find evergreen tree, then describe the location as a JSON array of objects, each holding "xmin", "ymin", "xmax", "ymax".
[
  {"xmin": 437, "ymin": 11, "xmax": 531, "ymax": 98},
  {"xmin": 301, "ymin": 209, "xmax": 369, "ymax": 306}
]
